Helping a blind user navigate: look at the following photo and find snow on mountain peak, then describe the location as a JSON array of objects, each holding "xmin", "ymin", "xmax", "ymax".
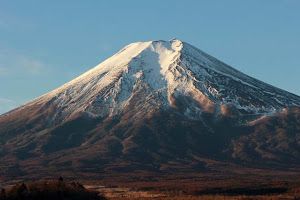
[{"xmin": 3, "ymin": 39, "xmax": 300, "ymax": 123}]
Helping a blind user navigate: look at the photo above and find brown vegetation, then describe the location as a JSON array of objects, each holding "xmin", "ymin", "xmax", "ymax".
[
  {"xmin": 1, "ymin": 106, "xmax": 300, "ymax": 186},
  {"xmin": 1, "ymin": 174, "xmax": 299, "ymax": 200},
  {"xmin": 0, "ymin": 178, "xmax": 105, "ymax": 200}
]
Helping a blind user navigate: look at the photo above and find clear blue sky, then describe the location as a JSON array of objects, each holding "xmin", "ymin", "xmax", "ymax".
[{"xmin": 0, "ymin": 0, "xmax": 300, "ymax": 114}]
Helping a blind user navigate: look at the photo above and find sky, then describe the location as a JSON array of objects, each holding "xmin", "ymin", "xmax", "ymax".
[{"xmin": 0, "ymin": 0, "xmax": 300, "ymax": 114}]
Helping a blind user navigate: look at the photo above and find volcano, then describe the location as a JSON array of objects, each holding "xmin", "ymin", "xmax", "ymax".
[{"xmin": 0, "ymin": 39, "xmax": 300, "ymax": 183}]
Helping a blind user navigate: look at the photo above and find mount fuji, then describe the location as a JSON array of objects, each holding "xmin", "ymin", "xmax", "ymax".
[{"xmin": 1, "ymin": 39, "xmax": 300, "ymax": 183}]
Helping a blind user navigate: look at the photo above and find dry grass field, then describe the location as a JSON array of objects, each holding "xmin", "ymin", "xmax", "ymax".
[
  {"xmin": 1, "ymin": 172, "xmax": 299, "ymax": 200},
  {"xmin": 80, "ymin": 172, "xmax": 300, "ymax": 200},
  {"xmin": 88, "ymin": 185, "xmax": 299, "ymax": 200},
  {"xmin": 1, "ymin": 177, "xmax": 299, "ymax": 200}
]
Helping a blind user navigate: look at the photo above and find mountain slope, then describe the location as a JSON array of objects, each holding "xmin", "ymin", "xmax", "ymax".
[
  {"xmin": 2, "ymin": 39, "xmax": 299, "ymax": 123},
  {"xmin": 0, "ymin": 39, "xmax": 300, "ymax": 182}
]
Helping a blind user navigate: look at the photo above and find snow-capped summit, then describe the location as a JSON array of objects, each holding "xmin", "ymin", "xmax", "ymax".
[
  {"xmin": 3, "ymin": 39, "xmax": 300, "ymax": 124},
  {"xmin": 1, "ymin": 39, "xmax": 300, "ymax": 181}
]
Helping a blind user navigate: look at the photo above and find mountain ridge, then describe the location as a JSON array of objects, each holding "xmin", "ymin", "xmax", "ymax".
[
  {"xmin": 0, "ymin": 39, "xmax": 299, "ymax": 184},
  {"xmin": 1, "ymin": 39, "xmax": 299, "ymax": 123}
]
